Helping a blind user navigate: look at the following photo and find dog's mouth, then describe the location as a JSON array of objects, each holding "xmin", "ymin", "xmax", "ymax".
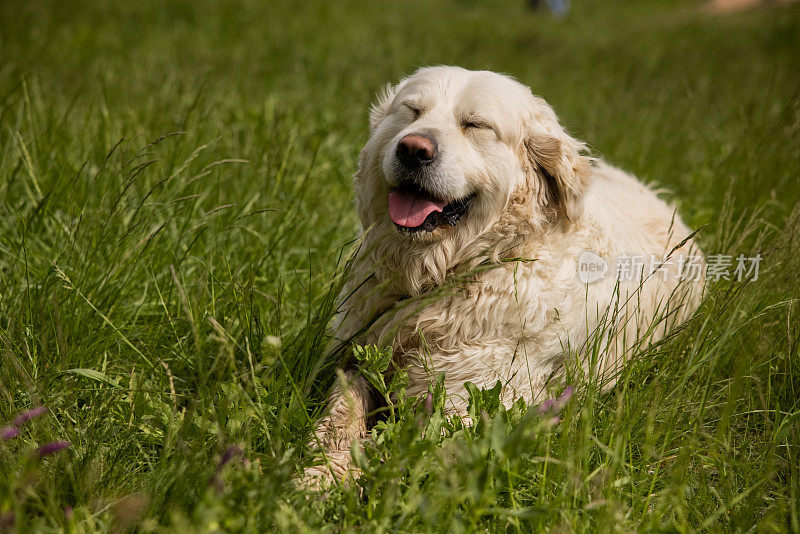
[{"xmin": 387, "ymin": 182, "xmax": 475, "ymax": 233}]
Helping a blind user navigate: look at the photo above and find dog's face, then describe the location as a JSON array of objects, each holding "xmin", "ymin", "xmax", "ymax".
[{"xmin": 355, "ymin": 67, "xmax": 590, "ymax": 286}]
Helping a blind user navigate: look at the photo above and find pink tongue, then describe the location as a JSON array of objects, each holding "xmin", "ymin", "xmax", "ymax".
[{"xmin": 388, "ymin": 189, "xmax": 446, "ymax": 228}]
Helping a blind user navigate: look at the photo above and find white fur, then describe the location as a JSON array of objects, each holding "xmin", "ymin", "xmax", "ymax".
[{"xmin": 304, "ymin": 66, "xmax": 704, "ymax": 484}]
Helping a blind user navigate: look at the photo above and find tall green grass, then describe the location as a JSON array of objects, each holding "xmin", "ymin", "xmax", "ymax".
[{"xmin": 0, "ymin": 0, "xmax": 798, "ymax": 531}]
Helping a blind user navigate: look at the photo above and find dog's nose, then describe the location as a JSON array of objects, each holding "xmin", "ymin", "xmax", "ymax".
[{"xmin": 396, "ymin": 134, "xmax": 437, "ymax": 167}]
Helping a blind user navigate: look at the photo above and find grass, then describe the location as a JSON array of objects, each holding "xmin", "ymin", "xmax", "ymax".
[{"xmin": 0, "ymin": 0, "xmax": 799, "ymax": 531}]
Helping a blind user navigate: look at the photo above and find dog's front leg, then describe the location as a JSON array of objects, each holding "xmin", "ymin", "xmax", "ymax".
[{"xmin": 303, "ymin": 370, "xmax": 372, "ymax": 486}]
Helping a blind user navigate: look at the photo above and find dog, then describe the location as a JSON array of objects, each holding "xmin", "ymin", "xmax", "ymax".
[{"xmin": 304, "ymin": 66, "xmax": 704, "ymax": 484}]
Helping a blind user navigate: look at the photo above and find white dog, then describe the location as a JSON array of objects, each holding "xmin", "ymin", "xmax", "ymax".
[{"xmin": 305, "ymin": 66, "xmax": 704, "ymax": 483}]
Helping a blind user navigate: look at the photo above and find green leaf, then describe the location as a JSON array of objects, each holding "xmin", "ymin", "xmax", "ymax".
[{"xmin": 63, "ymin": 368, "xmax": 118, "ymax": 387}]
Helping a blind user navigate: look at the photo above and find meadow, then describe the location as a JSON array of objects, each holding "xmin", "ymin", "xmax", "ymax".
[{"xmin": 0, "ymin": 0, "xmax": 799, "ymax": 531}]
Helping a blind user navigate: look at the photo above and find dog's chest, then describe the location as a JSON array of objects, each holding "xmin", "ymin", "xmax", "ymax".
[{"xmin": 388, "ymin": 263, "xmax": 569, "ymax": 364}]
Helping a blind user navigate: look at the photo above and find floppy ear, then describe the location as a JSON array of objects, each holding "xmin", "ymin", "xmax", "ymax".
[
  {"xmin": 368, "ymin": 83, "xmax": 399, "ymax": 132},
  {"xmin": 523, "ymin": 125, "xmax": 592, "ymax": 222}
]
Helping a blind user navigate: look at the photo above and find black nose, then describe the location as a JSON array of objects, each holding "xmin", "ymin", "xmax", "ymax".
[{"xmin": 396, "ymin": 134, "xmax": 437, "ymax": 167}]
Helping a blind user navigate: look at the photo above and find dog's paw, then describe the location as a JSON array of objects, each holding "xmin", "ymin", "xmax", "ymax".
[{"xmin": 297, "ymin": 448, "xmax": 362, "ymax": 492}]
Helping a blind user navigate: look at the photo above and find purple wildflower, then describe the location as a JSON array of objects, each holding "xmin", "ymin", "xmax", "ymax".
[
  {"xmin": 64, "ymin": 506, "xmax": 74, "ymax": 520},
  {"xmin": 537, "ymin": 398, "xmax": 557, "ymax": 414},
  {"xmin": 36, "ymin": 440, "xmax": 70, "ymax": 457},
  {"xmin": 424, "ymin": 392, "xmax": 434, "ymax": 414},
  {"xmin": 14, "ymin": 406, "xmax": 48, "ymax": 426},
  {"xmin": 537, "ymin": 386, "xmax": 575, "ymax": 414},
  {"xmin": 212, "ymin": 445, "xmax": 246, "ymax": 494},
  {"xmin": 1, "ymin": 426, "xmax": 20, "ymax": 441},
  {"xmin": 217, "ymin": 445, "xmax": 243, "ymax": 471}
]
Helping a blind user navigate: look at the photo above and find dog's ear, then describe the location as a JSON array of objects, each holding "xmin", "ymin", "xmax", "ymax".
[
  {"xmin": 523, "ymin": 119, "xmax": 592, "ymax": 222},
  {"xmin": 368, "ymin": 83, "xmax": 399, "ymax": 132}
]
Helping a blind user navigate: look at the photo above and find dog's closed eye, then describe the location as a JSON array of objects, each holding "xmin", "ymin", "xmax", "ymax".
[
  {"xmin": 461, "ymin": 118, "xmax": 496, "ymax": 136},
  {"xmin": 403, "ymin": 102, "xmax": 422, "ymax": 119}
]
